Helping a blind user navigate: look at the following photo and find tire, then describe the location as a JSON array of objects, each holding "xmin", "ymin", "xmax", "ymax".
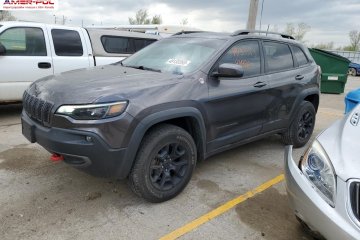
[
  {"xmin": 348, "ymin": 68, "xmax": 357, "ymax": 76},
  {"xmin": 129, "ymin": 124, "xmax": 197, "ymax": 203},
  {"xmin": 282, "ymin": 101, "xmax": 316, "ymax": 148}
]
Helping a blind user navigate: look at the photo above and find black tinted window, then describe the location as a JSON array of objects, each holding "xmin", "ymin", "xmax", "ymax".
[
  {"xmin": 218, "ymin": 41, "xmax": 261, "ymax": 77},
  {"xmin": 101, "ymin": 36, "xmax": 156, "ymax": 54},
  {"xmin": 133, "ymin": 39, "xmax": 156, "ymax": 51},
  {"xmin": 264, "ymin": 42, "xmax": 293, "ymax": 72},
  {"xmin": 291, "ymin": 45, "xmax": 308, "ymax": 66},
  {"xmin": 0, "ymin": 27, "xmax": 46, "ymax": 56},
  {"xmin": 51, "ymin": 29, "xmax": 83, "ymax": 56}
]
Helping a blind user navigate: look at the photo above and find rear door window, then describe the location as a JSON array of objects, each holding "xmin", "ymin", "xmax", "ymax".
[
  {"xmin": 101, "ymin": 36, "xmax": 156, "ymax": 54},
  {"xmin": 217, "ymin": 40, "xmax": 261, "ymax": 77},
  {"xmin": 51, "ymin": 29, "xmax": 83, "ymax": 56},
  {"xmin": 291, "ymin": 45, "xmax": 309, "ymax": 66},
  {"xmin": 0, "ymin": 27, "xmax": 46, "ymax": 56},
  {"xmin": 263, "ymin": 41, "xmax": 294, "ymax": 73}
]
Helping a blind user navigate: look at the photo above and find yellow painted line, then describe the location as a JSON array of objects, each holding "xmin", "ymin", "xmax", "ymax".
[{"xmin": 160, "ymin": 174, "xmax": 285, "ymax": 240}]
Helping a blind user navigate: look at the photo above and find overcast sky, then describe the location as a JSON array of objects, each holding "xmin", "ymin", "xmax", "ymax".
[{"xmin": 10, "ymin": 0, "xmax": 360, "ymax": 47}]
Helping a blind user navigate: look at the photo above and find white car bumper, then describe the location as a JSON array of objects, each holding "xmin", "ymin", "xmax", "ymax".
[{"xmin": 284, "ymin": 145, "xmax": 360, "ymax": 240}]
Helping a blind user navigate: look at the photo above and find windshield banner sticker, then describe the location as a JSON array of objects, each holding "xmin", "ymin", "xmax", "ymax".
[{"xmin": 166, "ymin": 59, "xmax": 191, "ymax": 67}]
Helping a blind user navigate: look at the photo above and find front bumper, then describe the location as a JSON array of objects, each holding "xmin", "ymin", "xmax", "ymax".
[
  {"xmin": 21, "ymin": 111, "xmax": 130, "ymax": 179},
  {"xmin": 284, "ymin": 146, "xmax": 360, "ymax": 240}
]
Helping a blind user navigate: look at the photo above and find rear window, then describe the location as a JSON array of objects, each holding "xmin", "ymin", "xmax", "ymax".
[
  {"xmin": 51, "ymin": 29, "xmax": 83, "ymax": 56},
  {"xmin": 291, "ymin": 45, "xmax": 308, "ymax": 66},
  {"xmin": 101, "ymin": 36, "xmax": 156, "ymax": 54},
  {"xmin": 263, "ymin": 41, "xmax": 294, "ymax": 73}
]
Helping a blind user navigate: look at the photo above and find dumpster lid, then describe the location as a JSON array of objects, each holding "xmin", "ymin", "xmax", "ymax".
[
  {"xmin": 346, "ymin": 88, "xmax": 360, "ymax": 102},
  {"xmin": 310, "ymin": 48, "xmax": 351, "ymax": 63}
]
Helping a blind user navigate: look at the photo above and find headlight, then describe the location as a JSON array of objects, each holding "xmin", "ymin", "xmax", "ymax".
[
  {"xmin": 56, "ymin": 101, "xmax": 128, "ymax": 120},
  {"xmin": 300, "ymin": 140, "xmax": 336, "ymax": 207}
]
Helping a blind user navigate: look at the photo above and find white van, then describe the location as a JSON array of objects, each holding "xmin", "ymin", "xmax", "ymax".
[{"xmin": 0, "ymin": 21, "xmax": 160, "ymax": 102}]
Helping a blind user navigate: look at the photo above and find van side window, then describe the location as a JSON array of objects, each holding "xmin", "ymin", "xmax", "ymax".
[
  {"xmin": 291, "ymin": 45, "xmax": 308, "ymax": 66},
  {"xmin": 51, "ymin": 29, "xmax": 83, "ymax": 56},
  {"xmin": 0, "ymin": 27, "xmax": 46, "ymax": 56},
  {"xmin": 263, "ymin": 42, "xmax": 294, "ymax": 73},
  {"xmin": 217, "ymin": 41, "xmax": 261, "ymax": 77},
  {"xmin": 101, "ymin": 36, "xmax": 156, "ymax": 54}
]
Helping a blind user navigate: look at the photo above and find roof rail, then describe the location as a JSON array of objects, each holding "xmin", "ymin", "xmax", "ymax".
[
  {"xmin": 172, "ymin": 30, "xmax": 207, "ymax": 36},
  {"xmin": 232, "ymin": 30, "xmax": 295, "ymax": 40}
]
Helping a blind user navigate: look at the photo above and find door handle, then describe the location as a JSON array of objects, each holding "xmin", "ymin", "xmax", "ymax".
[
  {"xmin": 295, "ymin": 74, "xmax": 304, "ymax": 80},
  {"xmin": 253, "ymin": 81, "xmax": 267, "ymax": 88},
  {"xmin": 38, "ymin": 62, "xmax": 51, "ymax": 69}
]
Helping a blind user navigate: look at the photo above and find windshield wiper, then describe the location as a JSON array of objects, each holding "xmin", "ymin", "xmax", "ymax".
[{"xmin": 125, "ymin": 65, "xmax": 161, "ymax": 73}]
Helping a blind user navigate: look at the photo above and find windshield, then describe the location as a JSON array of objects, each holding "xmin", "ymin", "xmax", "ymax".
[{"xmin": 122, "ymin": 37, "xmax": 225, "ymax": 75}]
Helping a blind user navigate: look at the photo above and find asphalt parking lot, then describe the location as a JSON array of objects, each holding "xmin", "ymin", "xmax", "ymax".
[{"xmin": 0, "ymin": 76, "xmax": 359, "ymax": 240}]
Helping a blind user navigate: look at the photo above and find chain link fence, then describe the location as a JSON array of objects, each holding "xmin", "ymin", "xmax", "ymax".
[{"xmin": 326, "ymin": 50, "xmax": 360, "ymax": 63}]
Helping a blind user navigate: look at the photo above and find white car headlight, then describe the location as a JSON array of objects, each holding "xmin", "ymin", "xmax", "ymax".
[
  {"xmin": 56, "ymin": 101, "xmax": 128, "ymax": 120},
  {"xmin": 300, "ymin": 140, "xmax": 336, "ymax": 207}
]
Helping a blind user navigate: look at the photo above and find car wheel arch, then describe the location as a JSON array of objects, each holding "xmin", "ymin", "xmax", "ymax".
[
  {"xmin": 286, "ymin": 88, "xmax": 319, "ymax": 126},
  {"xmin": 117, "ymin": 107, "xmax": 207, "ymax": 179}
]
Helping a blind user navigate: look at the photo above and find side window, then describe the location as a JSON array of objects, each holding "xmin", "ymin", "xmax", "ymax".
[
  {"xmin": 101, "ymin": 36, "xmax": 156, "ymax": 54},
  {"xmin": 263, "ymin": 42, "xmax": 294, "ymax": 73},
  {"xmin": 101, "ymin": 36, "xmax": 133, "ymax": 54},
  {"xmin": 51, "ymin": 29, "xmax": 83, "ymax": 56},
  {"xmin": 0, "ymin": 27, "xmax": 46, "ymax": 56},
  {"xmin": 291, "ymin": 45, "xmax": 308, "ymax": 66},
  {"xmin": 133, "ymin": 39, "xmax": 156, "ymax": 52},
  {"xmin": 217, "ymin": 41, "xmax": 261, "ymax": 77}
]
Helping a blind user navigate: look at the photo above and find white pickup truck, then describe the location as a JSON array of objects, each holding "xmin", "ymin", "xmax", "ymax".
[{"xmin": 0, "ymin": 21, "xmax": 160, "ymax": 102}]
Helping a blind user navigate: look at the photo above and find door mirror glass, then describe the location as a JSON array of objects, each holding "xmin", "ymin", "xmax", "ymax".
[
  {"xmin": 213, "ymin": 63, "xmax": 244, "ymax": 78},
  {"xmin": 0, "ymin": 42, "xmax": 6, "ymax": 55}
]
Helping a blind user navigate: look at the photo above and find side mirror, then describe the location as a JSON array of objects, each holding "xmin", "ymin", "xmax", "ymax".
[
  {"xmin": 212, "ymin": 63, "xmax": 244, "ymax": 78},
  {"xmin": 0, "ymin": 42, "xmax": 6, "ymax": 55}
]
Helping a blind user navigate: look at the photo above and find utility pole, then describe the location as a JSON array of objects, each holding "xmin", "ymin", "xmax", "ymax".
[{"xmin": 246, "ymin": 0, "xmax": 259, "ymax": 30}]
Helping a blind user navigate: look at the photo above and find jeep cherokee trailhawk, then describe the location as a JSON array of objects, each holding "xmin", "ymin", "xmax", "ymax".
[{"xmin": 21, "ymin": 30, "xmax": 320, "ymax": 202}]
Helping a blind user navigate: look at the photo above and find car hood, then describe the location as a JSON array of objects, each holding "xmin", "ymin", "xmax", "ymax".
[
  {"xmin": 317, "ymin": 104, "xmax": 360, "ymax": 180},
  {"xmin": 27, "ymin": 64, "xmax": 183, "ymax": 105}
]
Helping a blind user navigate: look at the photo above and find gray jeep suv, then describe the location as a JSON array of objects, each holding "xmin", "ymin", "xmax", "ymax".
[{"xmin": 22, "ymin": 30, "xmax": 320, "ymax": 202}]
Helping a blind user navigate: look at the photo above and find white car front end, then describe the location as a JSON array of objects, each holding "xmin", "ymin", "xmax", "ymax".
[{"xmin": 285, "ymin": 105, "xmax": 360, "ymax": 240}]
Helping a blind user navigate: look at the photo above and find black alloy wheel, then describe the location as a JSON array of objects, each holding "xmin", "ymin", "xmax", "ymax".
[
  {"xmin": 129, "ymin": 124, "xmax": 196, "ymax": 203},
  {"xmin": 297, "ymin": 111, "xmax": 314, "ymax": 142},
  {"xmin": 282, "ymin": 101, "xmax": 316, "ymax": 148},
  {"xmin": 150, "ymin": 143, "xmax": 190, "ymax": 191}
]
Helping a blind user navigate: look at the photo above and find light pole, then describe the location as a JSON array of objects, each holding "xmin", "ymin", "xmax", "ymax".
[
  {"xmin": 259, "ymin": 0, "xmax": 265, "ymax": 31},
  {"xmin": 246, "ymin": 0, "xmax": 259, "ymax": 30}
]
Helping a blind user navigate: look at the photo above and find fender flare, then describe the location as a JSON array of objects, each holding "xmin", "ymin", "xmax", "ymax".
[
  {"xmin": 116, "ymin": 107, "xmax": 206, "ymax": 178},
  {"xmin": 288, "ymin": 87, "xmax": 320, "ymax": 125}
]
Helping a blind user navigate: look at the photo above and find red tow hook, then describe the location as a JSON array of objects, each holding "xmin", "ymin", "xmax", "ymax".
[{"xmin": 50, "ymin": 153, "xmax": 64, "ymax": 162}]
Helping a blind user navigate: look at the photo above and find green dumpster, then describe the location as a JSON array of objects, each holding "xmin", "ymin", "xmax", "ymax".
[{"xmin": 308, "ymin": 48, "xmax": 351, "ymax": 94}]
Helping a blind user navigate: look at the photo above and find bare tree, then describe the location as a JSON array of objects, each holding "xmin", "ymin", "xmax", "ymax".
[
  {"xmin": 180, "ymin": 18, "xmax": 188, "ymax": 26},
  {"xmin": 312, "ymin": 42, "xmax": 334, "ymax": 50},
  {"xmin": 129, "ymin": 9, "xmax": 150, "ymax": 25},
  {"xmin": 129, "ymin": 9, "xmax": 162, "ymax": 25},
  {"xmin": 151, "ymin": 15, "xmax": 162, "ymax": 24},
  {"xmin": 349, "ymin": 30, "xmax": 360, "ymax": 51},
  {"xmin": 283, "ymin": 22, "xmax": 311, "ymax": 42},
  {"xmin": 0, "ymin": 10, "xmax": 16, "ymax": 21}
]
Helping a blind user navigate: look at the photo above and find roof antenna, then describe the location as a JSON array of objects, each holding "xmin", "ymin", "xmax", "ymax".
[{"xmin": 266, "ymin": 24, "xmax": 270, "ymax": 36}]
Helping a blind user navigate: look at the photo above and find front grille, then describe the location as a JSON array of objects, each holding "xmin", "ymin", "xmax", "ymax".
[
  {"xmin": 23, "ymin": 91, "xmax": 54, "ymax": 124},
  {"xmin": 350, "ymin": 182, "xmax": 360, "ymax": 221}
]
